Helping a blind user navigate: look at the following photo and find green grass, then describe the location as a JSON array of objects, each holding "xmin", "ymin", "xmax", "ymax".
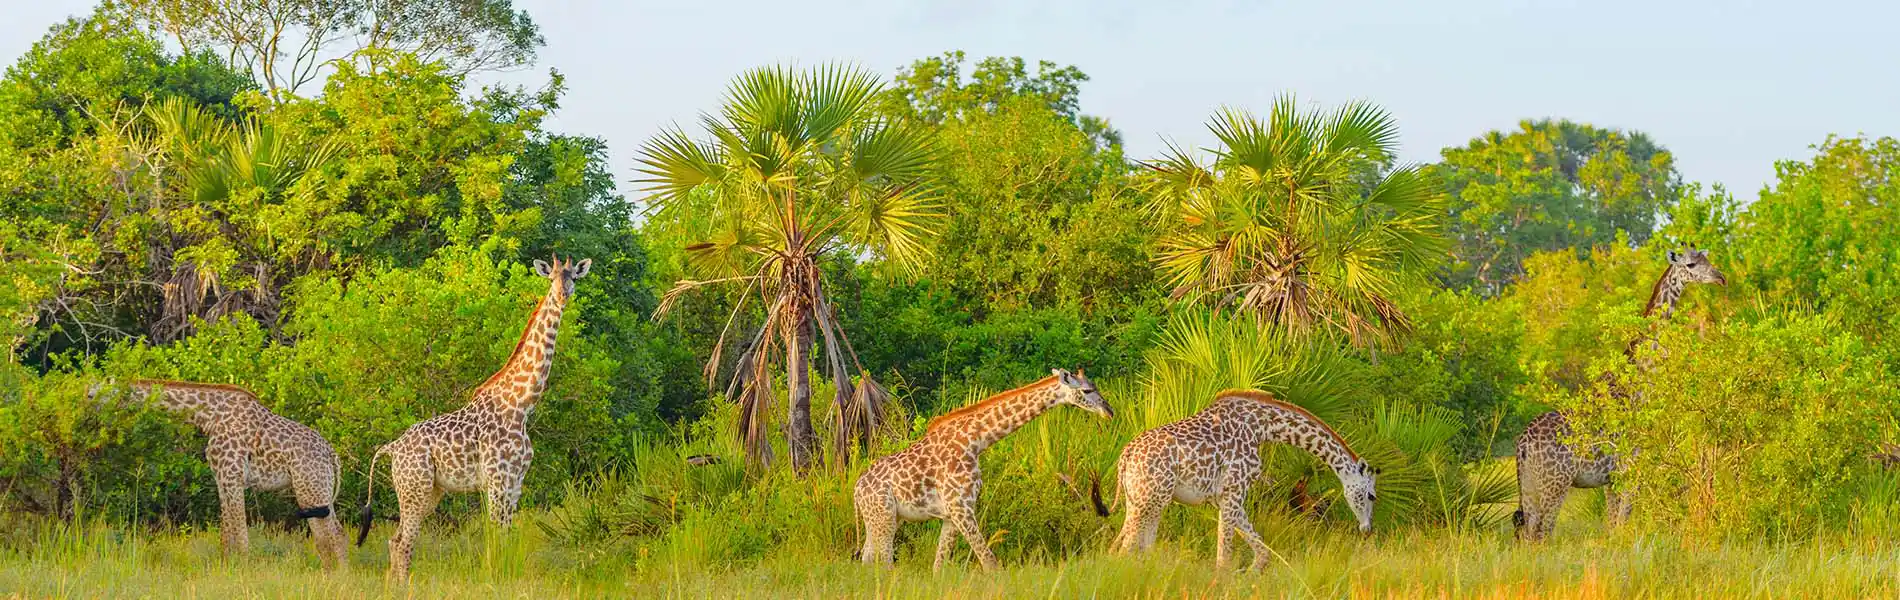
[{"xmin": 4, "ymin": 515, "xmax": 1897, "ymax": 599}]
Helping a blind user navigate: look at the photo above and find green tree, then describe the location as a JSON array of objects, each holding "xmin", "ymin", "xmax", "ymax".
[
  {"xmin": 877, "ymin": 53, "xmax": 1150, "ymax": 312},
  {"xmin": 0, "ymin": 12, "xmax": 251, "ymax": 360},
  {"xmin": 1432, "ymin": 120, "xmax": 1682, "ymax": 293},
  {"xmin": 636, "ymin": 64, "xmax": 939, "ymax": 471},
  {"xmin": 879, "ymin": 51, "xmax": 1119, "ymax": 149},
  {"xmin": 1144, "ymin": 96, "xmax": 1447, "ymax": 348},
  {"xmin": 123, "ymin": 0, "xmax": 543, "ymax": 100},
  {"xmin": 1730, "ymin": 135, "xmax": 1900, "ymax": 342}
]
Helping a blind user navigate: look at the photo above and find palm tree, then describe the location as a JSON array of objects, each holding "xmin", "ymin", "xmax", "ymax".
[
  {"xmin": 1143, "ymin": 95, "xmax": 1446, "ymax": 348},
  {"xmin": 636, "ymin": 64, "xmax": 939, "ymax": 471}
]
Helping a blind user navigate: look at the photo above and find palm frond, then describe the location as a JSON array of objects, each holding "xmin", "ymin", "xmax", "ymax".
[
  {"xmin": 1324, "ymin": 100, "xmax": 1401, "ymax": 163},
  {"xmin": 850, "ymin": 121, "xmax": 937, "ymax": 182},
  {"xmin": 803, "ymin": 63, "xmax": 880, "ymax": 143},
  {"xmin": 635, "ymin": 125, "xmax": 726, "ymax": 209}
]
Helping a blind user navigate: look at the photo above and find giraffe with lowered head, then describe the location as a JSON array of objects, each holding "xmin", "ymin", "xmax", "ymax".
[
  {"xmin": 854, "ymin": 369, "xmax": 1113, "ymax": 571},
  {"xmin": 1093, "ymin": 389, "xmax": 1377, "ymax": 571},
  {"xmin": 1514, "ymin": 248, "xmax": 1725, "ymax": 542},
  {"xmin": 355, "ymin": 256, "xmax": 590, "ymax": 581},
  {"xmin": 90, "ymin": 379, "xmax": 347, "ymax": 568}
]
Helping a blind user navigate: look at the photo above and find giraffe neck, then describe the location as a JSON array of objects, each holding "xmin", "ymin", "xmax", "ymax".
[
  {"xmin": 477, "ymin": 288, "xmax": 566, "ymax": 412},
  {"xmin": 125, "ymin": 380, "xmax": 249, "ymax": 428},
  {"xmin": 1642, "ymin": 265, "xmax": 1690, "ymax": 320},
  {"xmin": 1222, "ymin": 397, "xmax": 1360, "ymax": 474},
  {"xmin": 931, "ymin": 378, "xmax": 1065, "ymax": 454},
  {"xmin": 1627, "ymin": 265, "xmax": 1690, "ymax": 365}
]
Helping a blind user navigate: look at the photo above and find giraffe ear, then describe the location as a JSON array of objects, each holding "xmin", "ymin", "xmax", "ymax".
[
  {"xmin": 1666, "ymin": 250, "xmax": 1683, "ymax": 264},
  {"xmin": 533, "ymin": 260, "xmax": 552, "ymax": 278},
  {"xmin": 572, "ymin": 258, "xmax": 592, "ymax": 279}
]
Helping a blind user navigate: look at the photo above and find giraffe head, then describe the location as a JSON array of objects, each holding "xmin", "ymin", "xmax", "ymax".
[
  {"xmin": 1666, "ymin": 248, "xmax": 1726, "ymax": 286},
  {"xmin": 1339, "ymin": 460, "xmax": 1379, "ymax": 533},
  {"xmin": 1050, "ymin": 368, "xmax": 1113, "ymax": 419},
  {"xmin": 533, "ymin": 255, "xmax": 593, "ymax": 305}
]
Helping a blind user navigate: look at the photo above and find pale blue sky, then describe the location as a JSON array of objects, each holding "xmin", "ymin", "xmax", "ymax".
[{"xmin": 6, "ymin": 1, "xmax": 1897, "ymax": 198}]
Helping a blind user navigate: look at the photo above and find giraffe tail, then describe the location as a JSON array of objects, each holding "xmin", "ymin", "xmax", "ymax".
[
  {"xmin": 355, "ymin": 445, "xmax": 388, "ymax": 547},
  {"xmin": 1090, "ymin": 467, "xmax": 1117, "ymax": 517}
]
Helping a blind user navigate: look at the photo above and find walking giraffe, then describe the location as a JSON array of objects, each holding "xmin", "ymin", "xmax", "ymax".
[
  {"xmin": 1092, "ymin": 389, "xmax": 1377, "ymax": 571},
  {"xmin": 90, "ymin": 379, "xmax": 347, "ymax": 568},
  {"xmin": 854, "ymin": 369, "xmax": 1113, "ymax": 571},
  {"xmin": 1514, "ymin": 248, "xmax": 1725, "ymax": 542},
  {"xmin": 355, "ymin": 256, "xmax": 590, "ymax": 581}
]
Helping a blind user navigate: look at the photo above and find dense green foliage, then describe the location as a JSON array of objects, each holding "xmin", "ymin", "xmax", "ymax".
[
  {"xmin": 1432, "ymin": 120, "xmax": 1683, "ymax": 294},
  {"xmin": 2, "ymin": 5, "xmax": 1898, "ymax": 591}
]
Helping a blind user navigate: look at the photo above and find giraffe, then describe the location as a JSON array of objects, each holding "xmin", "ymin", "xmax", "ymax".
[
  {"xmin": 1092, "ymin": 389, "xmax": 1377, "ymax": 571},
  {"xmin": 354, "ymin": 256, "xmax": 591, "ymax": 582},
  {"xmin": 853, "ymin": 369, "xmax": 1113, "ymax": 571},
  {"xmin": 89, "ymin": 379, "xmax": 347, "ymax": 568},
  {"xmin": 1514, "ymin": 248, "xmax": 1725, "ymax": 542}
]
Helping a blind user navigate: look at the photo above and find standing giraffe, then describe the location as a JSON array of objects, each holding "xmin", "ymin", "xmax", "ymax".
[
  {"xmin": 1514, "ymin": 248, "xmax": 1725, "ymax": 542},
  {"xmin": 91, "ymin": 379, "xmax": 347, "ymax": 568},
  {"xmin": 355, "ymin": 256, "xmax": 590, "ymax": 581},
  {"xmin": 1092, "ymin": 389, "xmax": 1377, "ymax": 571},
  {"xmin": 854, "ymin": 369, "xmax": 1113, "ymax": 571}
]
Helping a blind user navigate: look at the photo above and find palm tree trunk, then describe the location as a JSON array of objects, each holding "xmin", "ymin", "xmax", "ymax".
[{"xmin": 784, "ymin": 311, "xmax": 818, "ymax": 472}]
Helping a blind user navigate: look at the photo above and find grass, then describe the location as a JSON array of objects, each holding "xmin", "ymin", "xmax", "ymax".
[{"xmin": 3, "ymin": 514, "xmax": 1897, "ymax": 599}]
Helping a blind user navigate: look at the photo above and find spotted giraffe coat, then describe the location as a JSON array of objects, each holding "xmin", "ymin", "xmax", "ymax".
[
  {"xmin": 854, "ymin": 369, "xmax": 1112, "ymax": 571},
  {"xmin": 115, "ymin": 380, "xmax": 347, "ymax": 568},
  {"xmin": 1514, "ymin": 249, "xmax": 1725, "ymax": 541},
  {"xmin": 1095, "ymin": 390, "xmax": 1376, "ymax": 571},
  {"xmin": 357, "ymin": 256, "xmax": 590, "ymax": 582}
]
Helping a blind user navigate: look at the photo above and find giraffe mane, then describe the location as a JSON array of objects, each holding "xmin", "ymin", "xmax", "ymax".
[
  {"xmin": 1214, "ymin": 388, "xmax": 1360, "ymax": 461},
  {"xmin": 476, "ymin": 293, "xmax": 551, "ymax": 392},
  {"xmin": 925, "ymin": 375, "xmax": 1061, "ymax": 433},
  {"xmin": 130, "ymin": 379, "xmax": 257, "ymax": 398}
]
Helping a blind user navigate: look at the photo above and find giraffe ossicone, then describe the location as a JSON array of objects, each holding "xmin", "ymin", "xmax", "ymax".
[
  {"xmin": 356, "ymin": 255, "xmax": 591, "ymax": 582},
  {"xmin": 853, "ymin": 368, "xmax": 1112, "ymax": 571},
  {"xmin": 1094, "ymin": 389, "xmax": 1374, "ymax": 571},
  {"xmin": 93, "ymin": 379, "xmax": 348, "ymax": 569}
]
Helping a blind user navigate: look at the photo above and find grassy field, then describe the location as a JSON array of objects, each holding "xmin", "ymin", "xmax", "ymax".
[{"xmin": 4, "ymin": 515, "xmax": 1897, "ymax": 599}]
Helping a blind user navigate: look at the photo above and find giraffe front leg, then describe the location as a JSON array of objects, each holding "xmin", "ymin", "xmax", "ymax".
[
  {"xmin": 484, "ymin": 445, "xmax": 529, "ymax": 527},
  {"xmin": 946, "ymin": 504, "xmax": 999, "ymax": 571},
  {"xmin": 1219, "ymin": 491, "xmax": 1272, "ymax": 571},
  {"xmin": 485, "ymin": 481, "xmax": 524, "ymax": 528},
  {"xmin": 207, "ymin": 448, "xmax": 250, "ymax": 557},
  {"xmin": 1605, "ymin": 485, "xmax": 1635, "ymax": 530}
]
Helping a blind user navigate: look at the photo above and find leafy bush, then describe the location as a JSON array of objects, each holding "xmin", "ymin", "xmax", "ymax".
[{"xmin": 1568, "ymin": 313, "xmax": 1898, "ymax": 536}]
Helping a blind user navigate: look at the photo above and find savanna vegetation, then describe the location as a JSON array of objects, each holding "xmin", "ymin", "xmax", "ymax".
[{"xmin": 2, "ymin": 4, "xmax": 1898, "ymax": 599}]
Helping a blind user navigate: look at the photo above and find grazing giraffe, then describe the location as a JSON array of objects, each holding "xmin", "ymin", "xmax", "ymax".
[
  {"xmin": 1514, "ymin": 248, "xmax": 1725, "ymax": 542},
  {"xmin": 1092, "ymin": 389, "xmax": 1377, "ymax": 571},
  {"xmin": 91, "ymin": 379, "xmax": 346, "ymax": 568},
  {"xmin": 355, "ymin": 256, "xmax": 591, "ymax": 581},
  {"xmin": 854, "ymin": 369, "xmax": 1113, "ymax": 571}
]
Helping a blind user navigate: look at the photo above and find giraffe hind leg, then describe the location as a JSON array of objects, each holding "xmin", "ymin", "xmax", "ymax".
[
  {"xmin": 933, "ymin": 519, "xmax": 958, "ymax": 571},
  {"xmin": 387, "ymin": 453, "xmax": 441, "ymax": 583},
  {"xmin": 291, "ymin": 463, "xmax": 345, "ymax": 570}
]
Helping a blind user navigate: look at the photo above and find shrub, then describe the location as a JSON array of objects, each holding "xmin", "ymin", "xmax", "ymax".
[{"xmin": 1569, "ymin": 312, "xmax": 1898, "ymax": 536}]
